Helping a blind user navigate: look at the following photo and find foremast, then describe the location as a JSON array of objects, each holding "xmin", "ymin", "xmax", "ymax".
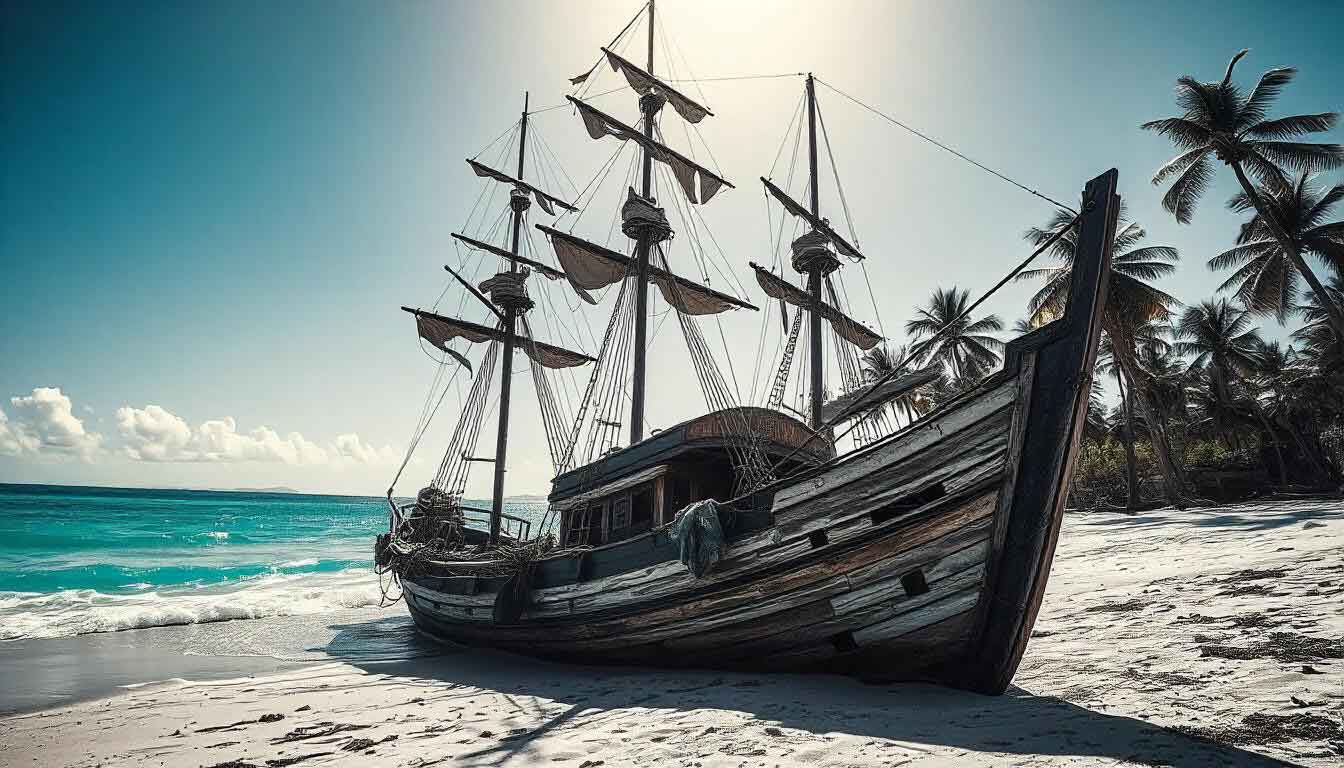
[{"xmin": 756, "ymin": 75, "xmax": 882, "ymax": 434}]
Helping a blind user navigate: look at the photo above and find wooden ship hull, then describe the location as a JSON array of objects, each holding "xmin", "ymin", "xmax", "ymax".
[{"xmin": 383, "ymin": 170, "xmax": 1118, "ymax": 694}]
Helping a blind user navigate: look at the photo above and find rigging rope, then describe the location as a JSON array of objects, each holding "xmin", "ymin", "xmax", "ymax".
[{"xmin": 813, "ymin": 77, "xmax": 1077, "ymax": 214}]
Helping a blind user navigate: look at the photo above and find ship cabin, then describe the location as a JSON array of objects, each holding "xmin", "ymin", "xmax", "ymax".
[{"xmin": 550, "ymin": 406, "xmax": 834, "ymax": 547}]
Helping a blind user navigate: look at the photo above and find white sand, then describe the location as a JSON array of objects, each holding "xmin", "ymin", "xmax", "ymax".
[{"xmin": 3, "ymin": 499, "xmax": 1341, "ymax": 767}]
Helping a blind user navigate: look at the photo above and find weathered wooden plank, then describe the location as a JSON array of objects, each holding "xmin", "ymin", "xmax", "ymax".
[
  {"xmin": 770, "ymin": 379, "xmax": 1017, "ymax": 513},
  {"xmin": 402, "ymin": 581, "xmax": 495, "ymax": 622},
  {"xmin": 852, "ymin": 585, "xmax": 982, "ymax": 645},
  {"xmin": 772, "ymin": 409, "xmax": 1010, "ymax": 538},
  {"xmin": 829, "ymin": 540, "xmax": 989, "ymax": 615},
  {"xmin": 741, "ymin": 606, "xmax": 977, "ymax": 675},
  {"xmin": 664, "ymin": 544, "xmax": 988, "ymax": 657}
]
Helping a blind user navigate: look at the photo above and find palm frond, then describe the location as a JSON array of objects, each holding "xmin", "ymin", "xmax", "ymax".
[
  {"xmin": 1152, "ymin": 147, "xmax": 1211, "ymax": 185},
  {"xmin": 1141, "ymin": 117, "xmax": 1213, "ymax": 150},
  {"xmin": 1160, "ymin": 153, "xmax": 1213, "ymax": 223},
  {"xmin": 1246, "ymin": 112, "xmax": 1337, "ymax": 139},
  {"xmin": 1254, "ymin": 141, "xmax": 1344, "ymax": 171},
  {"xmin": 1209, "ymin": 240, "xmax": 1276, "ymax": 272},
  {"xmin": 1237, "ymin": 66, "xmax": 1296, "ymax": 128}
]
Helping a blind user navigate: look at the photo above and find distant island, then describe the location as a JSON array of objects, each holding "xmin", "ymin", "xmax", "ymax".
[{"xmin": 217, "ymin": 486, "xmax": 302, "ymax": 494}]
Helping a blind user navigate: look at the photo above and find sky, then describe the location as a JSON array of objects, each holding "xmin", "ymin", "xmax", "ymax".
[{"xmin": 2, "ymin": 0, "xmax": 1342, "ymax": 496}]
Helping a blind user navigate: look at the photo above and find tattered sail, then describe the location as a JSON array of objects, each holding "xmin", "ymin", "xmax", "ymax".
[
  {"xmin": 750, "ymin": 263, "xmax": 882, "ymax": 349},
  {"xmin": 404, "ymin": 307, "xmax": 594, "ymax": 369},
  {"xmin": 760, "ymin": 177, "xmax": 864, "ymax": 261},
  {"xmin": 467, "ymin": 159, "xmax": 577, "ymax": 216},
  {"xmin": 818, "ymin": 368, "xmax": 940, "ymax": 423},
  {"xmin": 539, "ymin": 226, "xmax": 757, "ymax": 316},
  {"xmin": 567, "ymin": 97, "xmax": 732, "ymax": 205},
  {"xmin": 601, "ymin": 47, "xmax": 712, "ymax": 124}
]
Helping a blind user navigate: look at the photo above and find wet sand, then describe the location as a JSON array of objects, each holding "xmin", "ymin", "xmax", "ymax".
[{"xmin": 2, "ymin": 499, "xmax": 1341, "ymax": 766}]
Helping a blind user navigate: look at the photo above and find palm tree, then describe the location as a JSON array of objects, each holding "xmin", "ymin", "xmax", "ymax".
[
  {"xmin": 1143, "ymin": 49, "xmax": 1344, "ymax": 338},
  {"xmin": 1173, "ymin": 299, "xmax": 1286, "ymax": 483},
  {"xmin": 1293, "ymin": 275, "xmax": 1344, "ymax": 372},
  {"xmin": 905, "ymin": 287, "xmax": 1004, "ymax": 384},
  {"xmin": 1012, "ymin": 318, "xmax": 1037, "ymax": 336},
  {"xmin": 1211, "ymin": 172, "xmax": 1344, "ymax": 320},
  {"xmin": 1096, "ymin": 336, "xmax": 1141, "ymax": 508},
  {"xmin": 1020, "ymin": 205, "xmax": 1192, "ymax": 504},
  {"xmin": 859, "ymin": 343, "xmax": 929, "ymax": 424},
  {"xmin": 1254, "ymin": 341, "xmax": 1333, "ymax": 482}
]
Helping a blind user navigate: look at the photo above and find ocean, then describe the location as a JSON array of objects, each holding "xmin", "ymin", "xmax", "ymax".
[{"xmin": 0, "ymin": 483, "xmax": 547, "ymax": 642}]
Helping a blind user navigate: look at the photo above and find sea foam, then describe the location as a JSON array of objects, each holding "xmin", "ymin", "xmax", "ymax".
[{"xmin": 0, "ymin": 568, "xmax": 384, "ymax": 641}]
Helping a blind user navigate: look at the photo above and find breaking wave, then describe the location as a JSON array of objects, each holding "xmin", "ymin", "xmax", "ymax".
[{"xmin": 0, "ymin": 568, "xmax": 383, "ymax": 641}]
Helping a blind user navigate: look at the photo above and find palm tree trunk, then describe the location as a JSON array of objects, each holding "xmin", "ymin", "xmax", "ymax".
[
  {"xmin": 1114, "ymin": 368, "xmax": 1141, "ymax": 509},
  {"xmin": 1231, "ymin": 161, "xmax": 1344, "ymax": 342},
  {"xmin": 1279, "ymin": 415, "xmax": 1328, "ymax": 483},
  {"xmin": 1111, "ymin": 336, "xmax": 1194, "ymax": 507},
  {"xmin": 1250, "ymin": 405, "xmax": 1288, "ymax": 486}
]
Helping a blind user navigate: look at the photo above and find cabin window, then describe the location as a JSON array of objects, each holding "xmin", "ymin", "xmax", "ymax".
[
  {"xmin": 630, "ymin": 485, "xmax": 654, "ymax": 531},
  {"xmin": 610, "ymin": 495, "xmax": 631, "ymax": 531},
  {"xmin": 669, "ymin": 474, "xmax": 693, "ymax": 512},
  {"xmin": 566, "ymin": 502, "xmax": 606, "ymax": 546}
]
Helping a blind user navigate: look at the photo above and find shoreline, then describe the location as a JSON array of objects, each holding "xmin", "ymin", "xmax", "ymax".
[{"xmin": 3, "ymin": 499, "xmax": 1341, "ymax": 766}]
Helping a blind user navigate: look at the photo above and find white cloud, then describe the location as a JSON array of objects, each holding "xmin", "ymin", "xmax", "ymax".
[
  {"xmin": 0, "ymin": 388, "xmax": 102, "ymax": 460},
  {"xmin": 115, "ymin": 404, "xmax": 395, "ymax": 467},
  {"xmin": 331, "ymin": 433, "xmax": 400, "ymax": 466}
]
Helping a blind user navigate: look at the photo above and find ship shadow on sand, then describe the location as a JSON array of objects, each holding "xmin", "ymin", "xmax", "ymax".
[{"xmin": 319, "ymin": 616, "xmax": 1296, "ymax": 767}]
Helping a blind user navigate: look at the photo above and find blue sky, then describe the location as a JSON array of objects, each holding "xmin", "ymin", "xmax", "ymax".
[{"xmin": 2, "ymin": 1, "xmax": 1341, "ymax": 495}]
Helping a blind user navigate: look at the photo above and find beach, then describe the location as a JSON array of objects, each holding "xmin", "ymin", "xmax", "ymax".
[{"xmin": 2, "ymin": 498, "xmax": 1341, "ymax": 767}]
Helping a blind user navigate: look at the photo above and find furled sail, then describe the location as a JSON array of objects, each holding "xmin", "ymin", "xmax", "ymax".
[
  {"xmin": 467, "ymin": 159, "xmax": 578, "ymax": 216},
  {"xmin": 538, "ymin": 225, "xmax": 757, "ymax": 315},
  {"xmin": 749, "ymin": 263, "xmax": 882, "ymax": 349},
  {"xmin": 760, "ymin": 177, "xmax": 864, "ymax": 261},
  {"xmin": 567, "ymin": 97, "xmax": 732, "ymax": 205},
  {"xmin": 403, "ymin": 307, "xmax": 595, "ymax": 369},
  {"xmin": 601, "ymin": 47, "xmax": 712, "ymax": 125},
  {"xmin": 818, "ymin": 368, "xmax": 940, "ymax": 424}
]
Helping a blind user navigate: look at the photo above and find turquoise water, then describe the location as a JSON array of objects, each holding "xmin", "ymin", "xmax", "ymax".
[{"xmin": 0, "ymin": 484, "xmax": 545, "ymax": 640}]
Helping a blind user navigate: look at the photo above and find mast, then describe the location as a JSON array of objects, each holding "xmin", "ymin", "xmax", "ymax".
[
  {"xmin": 629, "ymin": 0, "xmax": 656, "ymax": 446},
  {"xmin": 490, "ymin": 91, "xmax": 528, "ymax": 545},
  {"xmin": 805, "ymin": 73, "xmax": 824, "ymax": 430}
]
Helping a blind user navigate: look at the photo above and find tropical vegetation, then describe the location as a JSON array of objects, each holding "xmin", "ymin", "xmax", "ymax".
[{"xmin": 859, "ymin": 49, "xmax": 1344, "ymax": 510}]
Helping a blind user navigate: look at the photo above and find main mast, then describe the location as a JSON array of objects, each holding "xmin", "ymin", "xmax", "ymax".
[
  {"xmin": 489, "ymin": 92, "xmax": 529, "ymax": 544},
  {"xmin": 804, "ymin": 73, "xmax": 823, "ymax": 430},
  {"xmin": 629, "ymin": 0, "xmax": 657, "ymax": 445}
]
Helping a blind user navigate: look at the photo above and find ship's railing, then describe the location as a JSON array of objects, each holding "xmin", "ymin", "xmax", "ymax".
[{"xmin": 387, "ymin": 498, "xmax": 531, "ymax": 542}]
